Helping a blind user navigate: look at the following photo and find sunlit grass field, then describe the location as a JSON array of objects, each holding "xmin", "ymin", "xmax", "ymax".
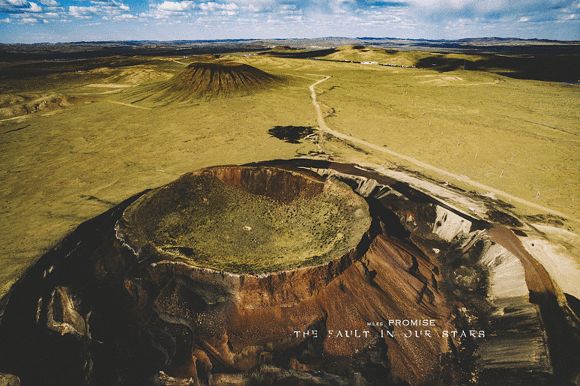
[{"xmin": 0, "ymin": 46, "xmax": 578, "ymax": 293}]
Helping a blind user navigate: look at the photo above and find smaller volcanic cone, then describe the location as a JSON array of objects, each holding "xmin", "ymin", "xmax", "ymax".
[{"xmin": 127, "ymin": 61, "xmax": 280, "ymax": 104}]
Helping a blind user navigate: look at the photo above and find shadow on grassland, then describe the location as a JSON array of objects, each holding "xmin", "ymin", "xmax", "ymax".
[{"xmin": 415, "ymin": 47, "xmax": 580, "ymax": 83}]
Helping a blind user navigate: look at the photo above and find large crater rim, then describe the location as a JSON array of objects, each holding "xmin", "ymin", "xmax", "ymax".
[{"xmin": 116, "ymin": 165, "xmax": 372, "ymax": 275}]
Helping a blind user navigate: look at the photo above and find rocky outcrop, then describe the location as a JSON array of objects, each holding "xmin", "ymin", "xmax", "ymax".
[
  {"xmin": 0, "ymin": 373, "xmax": 20, "ymax": 386},
  {"xmin": 0, "ymin": 93, "xmax": 72, "ymax": 118}
]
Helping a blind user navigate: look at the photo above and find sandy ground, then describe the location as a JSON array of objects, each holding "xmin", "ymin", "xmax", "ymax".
[
  {"xmin": 521, "ymin": 232, "xmax": 580, "ymax": 299},
  {"xmin": 488, "ymin": 226, "xmax": 559, "ymax": 297}
]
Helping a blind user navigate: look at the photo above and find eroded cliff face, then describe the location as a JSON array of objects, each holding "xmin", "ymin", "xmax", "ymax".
[{"xmin": 0, "ymin": 162, "xmax": 576, "ymax": 386}]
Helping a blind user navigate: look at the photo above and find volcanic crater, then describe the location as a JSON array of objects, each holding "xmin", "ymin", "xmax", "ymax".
[
  {"xmin": 117, "ymin": 166, "xmax": 370, "ymax": 274},
  {"xmin": 0, "ymin": 162, "xmax": 573, "ymax": 386},
  {"xmin": 128, "ymin": 61, "xmax": 280, "ymax": 103}
]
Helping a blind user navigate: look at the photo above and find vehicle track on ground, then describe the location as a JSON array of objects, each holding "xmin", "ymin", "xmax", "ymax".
[{"xmin": 308, "ymin": 75, "xmax": 571, "ymax": 220}]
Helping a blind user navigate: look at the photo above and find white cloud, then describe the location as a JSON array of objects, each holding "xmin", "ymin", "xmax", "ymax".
[
  {"xmin": 68, "ymin": 1, "xmax": 130, "ymax": 19},
  {"xmin": 27, "ymin": 1, "xmax": 41, "ymax": 12},
  {"xmin": 112, "ymin": 12, "xmax": 136, "ymax": 20},
  {"xmin": 0, "ymin": 0, "xmax": 28, "ymax": 7},
  {"xmin": 158, "ymin": 1, "xmax": 195, "ymax": 12},
  {"xmin": 69, "ymin": 5, "xmax": 98, "ymax": 18},
  {"xmin": 1, "ymin": 0, "xmax": 578, "ymax": 40},
  {"xmin": 230, "ymin": 0, "xmax": 274, "ymax": 12},
  {"xmin": 0, "ymin": 0, "xmax": 42, "ymax": 13},
  {"xmin": 407, "ymin": 0, "xmax": 577, "ymax": 18},
  {"xmin": 199, "ymin": 2, "xmax": 239, "ymax": 15},
  {"xmin": 20, "ymin": 15, "xmax": 37, "ymax": 22},
  {"xmin": 91, "ymin": 0, "xmax": 129, "ymax": 12},
  {"xmin": 144, "ymin": 1, "xmax": 196, "ymax": 20}
]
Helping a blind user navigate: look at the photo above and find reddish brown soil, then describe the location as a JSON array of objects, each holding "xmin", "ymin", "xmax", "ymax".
[{"xmin": 170, "ymin": 234, "xmax": 454, "ymax": 385}]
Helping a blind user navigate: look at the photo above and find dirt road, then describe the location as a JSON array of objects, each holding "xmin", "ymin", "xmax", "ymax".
[{"xmin": 308, "ymin": 75, "xmax": 571, "ymax": 220}]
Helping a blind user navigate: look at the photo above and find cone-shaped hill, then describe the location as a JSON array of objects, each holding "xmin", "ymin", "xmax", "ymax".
[{"xmin": 126, "ymin": 61, "xmax": 280, "ymax": 104}]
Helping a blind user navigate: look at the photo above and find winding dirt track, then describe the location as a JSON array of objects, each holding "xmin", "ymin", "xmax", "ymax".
[{"xmin": 308, "ymin": 75, "xmax": 570, "ymax": 220}]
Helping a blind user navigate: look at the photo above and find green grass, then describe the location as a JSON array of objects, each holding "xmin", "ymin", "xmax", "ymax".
[
  {"xmin": 309, "ymin": 63, "xmax": 579, "ymax": 219},
  {"xmin": 0, "ymin": 57, "xmax": 318, "ymax": 292},
  {"xmin": 122, "ymin": 173, "xmax": 369, "ymax": 274}
]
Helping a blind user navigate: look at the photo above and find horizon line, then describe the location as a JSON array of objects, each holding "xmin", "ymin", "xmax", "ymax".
[{"xmin": 2, "ymin": 35, "xmax": 580, "ymax": 46}]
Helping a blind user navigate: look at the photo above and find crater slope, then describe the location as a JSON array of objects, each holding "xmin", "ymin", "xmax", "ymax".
[
  {"xmin": 127, "ymin": 61, "xmax": 280, "ymax": 104},
  {"xmin": 0, "ymin": 162, "xmax": 575, "ymax": 386}
]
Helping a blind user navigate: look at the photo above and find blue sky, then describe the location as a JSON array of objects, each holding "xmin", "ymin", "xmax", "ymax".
[{"xmin": 0, "ymin": 0, "xmax": 579, "ymax": 43}]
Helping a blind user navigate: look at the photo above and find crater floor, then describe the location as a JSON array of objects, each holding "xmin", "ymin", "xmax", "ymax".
[{"xmin": 117, "ymin": 166, "xmax": 371, "ymax": 274}]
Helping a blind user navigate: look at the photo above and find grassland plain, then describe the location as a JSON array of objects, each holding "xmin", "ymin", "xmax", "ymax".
[
  {"xmin": 239, "ymin": 53, "xmax": 579, "ymax": 219},
  {"xmin": 0, "ymin": 48, "xmax": 578, "ymax": 294},
  {"xmin": 0, "ymin": 57, "xmax": 318, "ymax": 293}
]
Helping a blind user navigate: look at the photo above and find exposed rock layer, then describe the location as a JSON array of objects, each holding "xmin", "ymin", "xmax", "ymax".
[{"xmin": 0, "ymin": 161, "xmax": 576, "ymax": 386}]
